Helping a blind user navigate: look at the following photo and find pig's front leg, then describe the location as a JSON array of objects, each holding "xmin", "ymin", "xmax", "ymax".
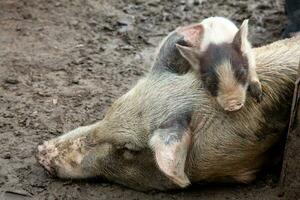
[{"xmin": 36, "ymin": 123, "xmax": 99, "ymax": 178}]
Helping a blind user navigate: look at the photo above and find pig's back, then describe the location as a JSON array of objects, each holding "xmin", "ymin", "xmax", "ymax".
[{"xmin": 200, "ymin": 17, "xmax": 238, "ymax": 50}]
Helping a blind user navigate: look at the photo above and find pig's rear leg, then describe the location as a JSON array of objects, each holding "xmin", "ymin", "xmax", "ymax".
[{"xmin": 248, "ymin": 65, "xmax": 263, "ymax": 102}]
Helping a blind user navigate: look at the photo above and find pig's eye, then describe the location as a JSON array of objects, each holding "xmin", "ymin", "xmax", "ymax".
[
  {"xmin": 116, "ymin": 143, "xmax": 141, "ymax": 153},
  {"xmin": 124, "ymin": 143, "xmax": 141, "ymax": 152},
  {"xmin": 123, "ymin": 150, "xmax": 135, "ymax": 160},
  {"xmin": 122, "ymin": 144, "xmax": 141, "ymax": 160},
  {"xmin": 115, "ymin": 143, "xmax": 140, "ymax": 159}
]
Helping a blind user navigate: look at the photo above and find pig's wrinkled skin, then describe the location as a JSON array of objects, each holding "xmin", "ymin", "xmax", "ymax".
[{"xmin": 37, "ymin": 30, "xmax": 300, "ymax": 191}]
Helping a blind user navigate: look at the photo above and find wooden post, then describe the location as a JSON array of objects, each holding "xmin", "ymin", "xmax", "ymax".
[{"xmin": 280, "ymin": 60, "xmax": 300, "ymax": 199}]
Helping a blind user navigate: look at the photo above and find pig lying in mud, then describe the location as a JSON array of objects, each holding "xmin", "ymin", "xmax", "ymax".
[{"xmin": 37, "ymin": 24, "xmax": 300, "ymax": 191}]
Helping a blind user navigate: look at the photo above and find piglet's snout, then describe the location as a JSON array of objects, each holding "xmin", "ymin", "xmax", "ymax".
[{"xmin": 224, "ymin": 100, "xmax": 244, "ymax": 111}]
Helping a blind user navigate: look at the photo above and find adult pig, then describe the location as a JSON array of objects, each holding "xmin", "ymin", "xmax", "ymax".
[{"xmin": 36, "ymin": 28, "xmax": 300, "ymax": 191}]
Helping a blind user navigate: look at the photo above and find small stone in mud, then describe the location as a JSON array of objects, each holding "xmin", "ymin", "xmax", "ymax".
[
  {"xmin": 22, "ymin": 13, "xmax": 32, "ymax": 20},
  {"xmin": 70, "ymin": 20, "xmax": 79, "ymax": 26},
  {"xmin": 183, "ymin": 6, "xmax": 190, "ymax": 11},
  {"xmin": 88, "ymin": 20, "xmax": 97, "ymax": 27},
  {"xmin": 117, "ymin": 19, "xmax": 131, "ymax": 26},
  {"xmin": 193, "ymin": 0, "xmax": 201, "ymax": 5},
  {"xmin": 3, "ymin": 153, "xmax": 11, "ymax": 159},
  {"xmin": 4, "ymin": 77, "xmax": 19, "ymax": 84},
  {"xmin": 55, "ymin": 2, "xmax": 61, "ymax": 7},
  {"xmin": 52, "ymin": 99, "xmax": 58, "ymax": 105},
  {"xmin": 72, "ymin": 79, "xmax": 80, "ymax": 84},
  {"xmin": 14, "ymin": 131, "xmax": 21, "ymax": 136},
  {"xmin": 37, "ymin": 27, "xmax": 44, "ymax": 32},
  {"xmin": 120, "ymin": 45, "xmax": 134, "ymax": 50},
  {"xmin": 16, "ymin": 26, "xmax": 22, "ymax": 32}
]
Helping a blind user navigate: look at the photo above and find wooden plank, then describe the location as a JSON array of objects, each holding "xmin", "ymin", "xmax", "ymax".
[{"xmin": 280, "ymin": 60, "xmax": 300, "ymax": 199}]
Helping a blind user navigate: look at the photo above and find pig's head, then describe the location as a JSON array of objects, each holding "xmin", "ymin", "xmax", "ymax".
[
  {"xmin": 36, "ymin": 24, "xmax": 209, "ymax": 190},
  {"xmin": 37, "ymin": 71, "xmax": 203, "ymax": 190}
]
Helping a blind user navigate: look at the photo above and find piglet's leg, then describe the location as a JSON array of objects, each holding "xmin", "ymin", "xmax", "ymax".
[
  {"xmin": 248, "ymin": 69, "xmax": 263, "ymax": 102},
  {"xmin": 248, "ymin": 54, "xmax": 263, "ymax": 102},
  {"xmin": 36, "ymin": 123, "xmax": 99, "ymax": 178}
]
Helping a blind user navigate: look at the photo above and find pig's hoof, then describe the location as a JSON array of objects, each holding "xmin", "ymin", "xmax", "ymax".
[
  {"xmin": 36, "ymin": 141, "xmax": 58, "ymax": 176},
  {"xmin": 248, "ymin": 81, "xmax": 263, "ymax": 103}
]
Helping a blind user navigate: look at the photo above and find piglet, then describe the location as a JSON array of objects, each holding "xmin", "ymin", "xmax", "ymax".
[{"xmin": 176, "ymin": 17, "xmax": 262, "ymax": 111}]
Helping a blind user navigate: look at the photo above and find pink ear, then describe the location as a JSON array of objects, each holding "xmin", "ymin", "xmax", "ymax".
[
  {"xmin": 149, "ymin": 128, "xmax": 191, "ymax": 187},
  {"xmin": 176, "ymin": 44, "xmax": 201, "ymax": 71},
  {"xmin": 233, "ymin": 19, "xmax": 249, "ymax": 53},
  {"xmin": 176, "ymin": 24, "xmax": 204, "ymax": 47}
]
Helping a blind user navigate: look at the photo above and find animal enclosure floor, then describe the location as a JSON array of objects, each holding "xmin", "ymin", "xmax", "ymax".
[{"xmin": 0, "ymin": 0, "xmax": 291, "ymax": 199}]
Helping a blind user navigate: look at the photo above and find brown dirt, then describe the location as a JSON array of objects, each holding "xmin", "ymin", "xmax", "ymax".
[{"xmin": 0, "ymin": 0, "xmax": 294, "ymax": 199}]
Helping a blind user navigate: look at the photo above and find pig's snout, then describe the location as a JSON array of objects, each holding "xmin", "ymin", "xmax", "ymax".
[
  {"xmin": 223, "ymin": 100, "xmax": 244, "ymax": 111},
  {"xmin": 36, "ymin": 137, "xmax": 90, "ymax": 179},
  {"xmin": 36, "ymin": 141, "xmax": 59, "ymax": 176}
]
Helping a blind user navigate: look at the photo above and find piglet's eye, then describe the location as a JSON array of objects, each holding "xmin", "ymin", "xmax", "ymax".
[
  {"xmin": 237, "ymin": 67, "xmax": 246, "ymax": 75},
  {"xmin": 235, "ymin": 68, "xmax": 248, "ymax": 83}
]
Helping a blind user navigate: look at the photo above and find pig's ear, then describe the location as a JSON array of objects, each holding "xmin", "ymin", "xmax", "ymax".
[
  {"xmin": 233, "ymin": 19, "xmax": 249, "ymax": 53},
  {"xmin": 149, "ymin": 127, "xmax": 191, "ymax": 188},
  {"xmin": 176, "ymin": 44, "xmax": 201, "ymax": 71}
]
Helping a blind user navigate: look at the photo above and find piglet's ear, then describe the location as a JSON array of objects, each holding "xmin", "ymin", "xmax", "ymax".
[
  {"xmin": 233, "ymin": 19, "xmax": 249, "ymax": 53},
  {"xmin": 149, "ymin": 127, "xmax": 191, "ymax": 188},
  {"xmin": 176, "ymin": 24, "xmax": 204, "ymax": 46},
  {"xmin": 176, "ymin": 44, "xmax": 201, "ymax": 71}
]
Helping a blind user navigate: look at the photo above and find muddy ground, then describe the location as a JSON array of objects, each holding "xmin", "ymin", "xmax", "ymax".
[{"xmin": 0, "ymin": 0, "xmax": 293, "ymax": 199}]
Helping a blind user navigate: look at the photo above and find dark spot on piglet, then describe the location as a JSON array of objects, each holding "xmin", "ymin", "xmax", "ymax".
[{"xmin": 152, "ymin": 31, "xmax": 191, "ymax": 74}]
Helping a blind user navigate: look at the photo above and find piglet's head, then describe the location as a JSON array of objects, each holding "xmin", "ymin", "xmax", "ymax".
[{"xmin": 176, "ymin": 20, "xmax": 251, "ymax": 112}]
